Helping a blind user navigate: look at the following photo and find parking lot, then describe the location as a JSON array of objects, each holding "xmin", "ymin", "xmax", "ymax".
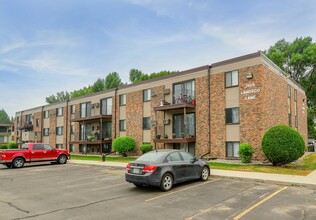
[{"xmin": 0, "ymin": 163, "xmax": 315, "ymax": 220}]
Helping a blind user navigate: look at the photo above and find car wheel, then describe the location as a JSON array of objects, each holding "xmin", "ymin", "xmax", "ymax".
[
  {"xmin": 133, "ymin": 183, "xmax": 143, "ymax": 188},
  {"xmin": 5, "ymin": 163, "xmax": 11, "ymax": 168},
  {"xmin": 57, "ymin": 155, "xmax": 68, "ymax": 164},
  {"xmin": 12, "ymin": 158, "xmax": 25, "ymax": 168},
  {"xmin": 200, "ymin": 166, "xmax": 209, "ymax": 181},
  {"xmin": 160, "ymin": 173, "xmax": 173, "ymax": 191}
]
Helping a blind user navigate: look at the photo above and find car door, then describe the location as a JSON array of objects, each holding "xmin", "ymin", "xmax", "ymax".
[
  {"xmin": 179, "ymin": 151, "xmax": 200, "ymax": 180},
  {"xmin": 30, "ymin": 144, "xmax": 46, "ymax": 161},
  {"xmin": 43, "ymin": 144, "xmax": 58, "ymax": 160},
  {"xmin": 166, "ymin": 152, "xmax": 187, "ymax": 183}
]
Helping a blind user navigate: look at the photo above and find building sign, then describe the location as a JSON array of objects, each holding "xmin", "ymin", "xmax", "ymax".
[{"xmin": 241, "ymin": 83, "xmax": 261, "ymax": 100}]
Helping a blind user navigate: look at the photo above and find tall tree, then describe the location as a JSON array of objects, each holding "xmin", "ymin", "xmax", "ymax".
[
  {"xmin": 46, "ymin": 91, "xmax": 71, "ymax": 104},
  {"xmin": 0, "ymin": 109, "xmax": 12, "ymax": 124},
  {"xmin": 105, "ymin": 72, "xmax": 123, "ymax": 89},
  {"xmin": 129, "ymin": 69, "xmax": 143, "ymax": 83},
  {"xmin": 91, "ymin": 78, "xmax": 105, "ymax": 93},
  {"xmin": 264, "ymin": 37, "xmax": 316, "ymax": 137}
]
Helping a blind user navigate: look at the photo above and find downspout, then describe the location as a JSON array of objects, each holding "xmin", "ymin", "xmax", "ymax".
[
  {"xmin": 114, "ymin": 88, "xmax": 118, "ymax": 139},
  {"xmin": 65, "ymin": 100, "xmax": 69, "ymax": 150},
  {"xmin": 208, "ymin": 65, "xmax": 211, "ymax": 154}
]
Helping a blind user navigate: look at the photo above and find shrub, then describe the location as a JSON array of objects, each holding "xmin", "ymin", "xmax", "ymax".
[
  {"xmin": 113, "ymin": 136, "xmax": 136, "ymax": 156},
  {"xmin": 0, "ymin": 144, "xmax": 7, "ymax": 149},
  {"xmin": 261, "ymin": 125, "xmax": 305, "ymax": 166},
  {"xmin": 238, "ymin": 143, "xmax": 254, "ymax": 163},
  {"xmin": 140, "ymin": 143, "xmax": 153, "ymax": 154},
  {"xmin": 8, "ymin": 142, "xmax": 17, "ymax": 149}
]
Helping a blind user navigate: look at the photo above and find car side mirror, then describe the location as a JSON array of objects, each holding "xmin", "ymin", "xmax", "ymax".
[{"xmin": 191, "ymin": 157, "xmax": 198, "ymax": 163}]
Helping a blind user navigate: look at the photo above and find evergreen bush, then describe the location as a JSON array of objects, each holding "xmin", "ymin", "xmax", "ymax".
[
  {"xmin": 112, "ymin": 136, "xmax": 136, "ymax": 156},
  {"xmin": 261, "ymin": 125, "xmax": 305, "ymax": 166},
  {"xmin": 238, "ymin": 143, "xmax": 254, "ymax": 163},
  {"xmin": 0, "ymin": 144, "xmax": 7, "ymax": 149},
  {"xmin": 140, "ymin": 143, "xmax": 153, "ymax": 154}
]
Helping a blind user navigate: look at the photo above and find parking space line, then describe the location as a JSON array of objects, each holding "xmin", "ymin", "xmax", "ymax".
[
  {"xmin": 145, "ymin": 178, "xmax": 221, "ymax": 202},
  {"xmin": 233, "ymin": 186, "xmax": 288, "ymax": 220}
]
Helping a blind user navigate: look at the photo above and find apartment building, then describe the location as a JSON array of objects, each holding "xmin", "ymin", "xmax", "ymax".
[
  {"xmin": 14, "ymin": 52, "xmax": 308, "ymax": 160},
  {"xmin": 0, "ymin": 124, "xmax": 14, "ymax": 144}
]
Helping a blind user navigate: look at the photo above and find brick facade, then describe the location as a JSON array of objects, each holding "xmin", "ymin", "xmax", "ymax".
[{"xmin": 14, "ymin": 52, "xmax": 308, "ymax": 161}]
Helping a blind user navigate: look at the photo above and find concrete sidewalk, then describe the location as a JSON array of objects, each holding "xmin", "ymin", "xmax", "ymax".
[{"xmin": 68, "ymin": 159, "xmax": 316, "ymax": 190}]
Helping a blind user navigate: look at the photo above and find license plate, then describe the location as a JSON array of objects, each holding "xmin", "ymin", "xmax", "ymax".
[{"xmin": 133, "ymin": 168, "xmax": 140, "ymax": 174}]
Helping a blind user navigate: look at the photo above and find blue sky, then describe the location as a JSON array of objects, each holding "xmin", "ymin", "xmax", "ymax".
[{"xmin": 1, "ymin": 0, "xmax": 316, "ymax": 118}]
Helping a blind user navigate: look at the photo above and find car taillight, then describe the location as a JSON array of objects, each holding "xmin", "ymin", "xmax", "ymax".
[
  {"xmin": 143, "ymin": 166, "xmax": 157, "ymax": 173},
  {"xmin": 126, "ymin": 164, "xmax": 131, "ymax": 171},
  {"xmin": 1, "ymin": 154, "xmax": 5, "ymax": 159}
]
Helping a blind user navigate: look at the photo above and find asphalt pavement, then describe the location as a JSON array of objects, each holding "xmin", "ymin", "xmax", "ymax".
[{"xmin": 68, "ymin": 159, "xmax": 316, "ymax": 190}]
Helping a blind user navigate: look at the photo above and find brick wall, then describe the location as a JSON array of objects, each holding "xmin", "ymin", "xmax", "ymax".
[
  {"xmin": 33, "ymin": 111, "xmax": 42, "ymax": 142},
  {"xmin": 195, "ymin": 75, "xmax": 209, "ymax": 157},
  {"xmin": 49, "ymin": 109, "xmax": 56, "ymax": 146},
  {"xmin": 151, "ymin": 86, "xmax": 165, "ymax": 150},
  {"xmin": 210, "ymin": 73, "xmax": 226, "ymax": 158},
  {"xmin": 126, "ymin": 91, "xmax": 143, "ymax": 155}
]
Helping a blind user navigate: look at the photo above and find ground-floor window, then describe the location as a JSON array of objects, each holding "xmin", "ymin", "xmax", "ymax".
[
  {"xmin": 56, "ymin": 144, "xmax": 63, "ymax": 149},
  {"xmin": 102, "ymin": 144, "xmax": 112, "ymax": 153},
  {"xmin": 69, "ymin": 144, "xmax": 75, "ymax": 153},
  {"xmin": 226, "ymin": 142, "xmax": 239, "ymax": 158},
  {"xmin": 173, "ymin": 143, "xmax": 195, "ymax": 155}
]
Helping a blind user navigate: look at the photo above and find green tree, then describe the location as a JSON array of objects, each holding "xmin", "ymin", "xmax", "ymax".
[
  {"xmin": 105, "ymin": 72, "xmax": 123, "ymax": 89},
  {"xmin": 129, "ymin": 69, "xmax": 143, "ymax": 83},
  {"xmin": 264, "ymin": 37, "xmax": 316, "ymax": 137},
  {"xmin": 91, "ymin": 78, "xmax": 105, "ymax": 93},
  {"xmin": 46, "ymin": 91, "xmax": 71, "ymax": 104},
  {"xmin": 0, "ymin": 109, "xmax": 12, "ymax": 123}
]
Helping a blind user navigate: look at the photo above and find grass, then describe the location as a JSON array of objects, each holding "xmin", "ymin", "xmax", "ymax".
[
  {"xmin": 209, "ymin": 153, "xmax": 316, "ymax": 176},
  {"xmin": 70, "ymin": 154, "xmax": 135, "ymax": 163},
  {"xmin": 70, "ymin": 153, "xmax": 316, "ymax": 176}
]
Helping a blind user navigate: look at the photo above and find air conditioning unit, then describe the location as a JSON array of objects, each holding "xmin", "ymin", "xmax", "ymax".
[
  {"xmin": 91, "ymin": 104, "xmax": 95, "ymax": 108},
  {"xmin": 163, "ymin": 119, "xmax": 170, "ymax": 125},
  {"xmin": 151, "ymin": 90, "xmax": 156, "ymax": 97},
  {"xmin": 95, "ymin": 103, "xmax": 100, "ymax": 108},
  {"xmin": 151, "ymin": 120, "xmax": 157, "ymax": 126}
]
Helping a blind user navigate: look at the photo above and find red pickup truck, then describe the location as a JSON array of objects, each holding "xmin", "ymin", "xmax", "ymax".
[{"xmin": 0, "ymin": 143, "xmax": 70, "ymax": 168}]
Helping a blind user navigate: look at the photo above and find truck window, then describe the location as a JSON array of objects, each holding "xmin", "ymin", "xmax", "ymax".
[
  {"xmin": 44, "ymin": 145, "xmax": 53, "ymax": 150},
  {"xmin": 33, "ymin": 144, "xmax": 44, "ymax": 150},
  {"xmin": 21, "ymin": 144, "xmax": 29, "ymax": 150}
]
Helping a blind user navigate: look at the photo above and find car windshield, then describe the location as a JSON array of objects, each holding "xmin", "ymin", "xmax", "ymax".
[{"xmin": 136, "ymin": 151, "xmax": 166, "ymax": 162}]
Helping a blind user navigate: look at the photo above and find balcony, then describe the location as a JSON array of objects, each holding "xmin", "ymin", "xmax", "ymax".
[
  {"xmin": 153, "ymin": 137, "xmax": 196, "ymax": 144},
  {"xmin": 17, "ymin": 123, "xmax": 33, "ymax": 131},
  {"xmin": 154, "ymin": 92, "xmax": 195, "ymax": 112},
  {"xmin": 21, "ymin": 131, "xmax": 35, "ymax": 142},
  {"xmin": 70, "ymin": 139, "xmax": 112, "ymax": 145},
  {"xmin": 71, "ymin": 115, "xmax": 112, "ymax": 123}
]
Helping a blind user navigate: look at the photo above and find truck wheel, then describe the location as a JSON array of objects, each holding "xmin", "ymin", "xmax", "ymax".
[
  {"xmin": 12, "ymin": 158, "xmax": 25, "ymax": 168},
  {"xmin": 57, "ymin": 155, "xmax": 68, "ymax": 164}
]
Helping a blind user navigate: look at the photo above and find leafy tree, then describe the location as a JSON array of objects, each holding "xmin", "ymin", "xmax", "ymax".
[
  {"xmin": 112, "ymin": 136, "xmax": 136, "ymax": 156},
  {"xmin": 91, "ymin": 78, "xmax": 105, "ymax": 93},
  {"xmin": 129, "ymin": 69, "xmax": 143, "ymax": 83},
  {"xmin": 264, "ymin": 37, "xmax": 316, "ymax": 137},
  {"xmin": 0, "ymin": 109, "xmax": 12, "ymax": 124},
  {"xmin": 105, "ymin": 72, "xmax": 123, "ymax": 89},
  {"xmin": 71, "ymin": 86, "xmax": 93, "ymax": 98},
  {"xmin": 46, "ymin": 91, "xmax": 71, "ymax": 104}
]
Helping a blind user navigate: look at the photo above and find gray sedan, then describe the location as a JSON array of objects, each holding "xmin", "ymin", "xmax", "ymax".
[{"xmin": 125, "ymin": 150, "xmax": 210, "ymax": 191}]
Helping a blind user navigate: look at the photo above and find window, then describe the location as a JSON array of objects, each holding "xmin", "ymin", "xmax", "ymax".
[
  {"xmin": 294, "ymin": 89, "xmax": 297, "ymax": 101},
  {"xmin": 43, "ymin": 144, "xmax": 53, "ymax": 150},
  {"xmin": 143, "ymin": 89, "xmax": 151, "ymax": 102},
  {"xmin": 173, "ymin": 113, "xmax": 195, "ymax": 138},
  {"xmin": 288, "ymin": 85, "xmax": 291, "ymax": 98},
  {"xmin": 56, "ymin": 107, "xmax": 63, "ymax": 116},
  {"xmin": 295, "ymin": 115, "xmax": 298, "ymax": 128},
  {"xmin": 173, "ymin": 80, "xmax": 195, "ymax": 104},
  {"xmin": 119, "ymin": 94, "xmax": 126, "ymax": 106},
  {"xmin": 56, "ymin": 127, "xmax": 63, "ymax": 135},
  {"xmin": 17, "ymin": 116, "xmax": 20, "ymax": 125},
  {"xmin": 56, "ymin": 144, "xmax": 63, "ymax": 149},
  {"xmin": 288, "ymin": 113, "xmax": 292, "ymax": 127},
  {"xmin": 26, "ymin": 114, "xmax": 32, "ymax": 124},
  {"xmin": 226, "ymin": 108, "xmax": 240, "ymax": 124},
  {"xmin": 70, "ymin": 144, "xmax": 75, "ymax": 153},
  {"xmin": 70, "ymin": 125, "xmax": 74, "ymax": 134},
  {"xmin": 225, "ymin": 70, "xmax": 239, "ymax": 88},
  {"xmin": 43, "ymin": 128, "xmax": 49, "ymax": 136},
  {"xmin": 101, "ymin": 98, "xmax": 112, "ymax": 115},
  {"xmin": 166, "ymin": 152, "xmax": 182, "ymax": 162},
  {"xmin": 33, "ymin": 144, "xmax": 44, "ymax": 150},
  {"xmin": 80, "ymin": 102, "xmax": 91, "ymax": 118},
  {"xmin": 44, "ymin": 111, "xmax": 49, "ymax": 118},
  {"xmin": 102, "ymin": 121, "xmax": 112, "ymax": 139},
  {"xmin": 36, "ymin": 119, "xmax": 39, "ymax": 127},
  {"xmin": 119, "ymin": 120, "xmax": 126, "ymax": 131},
  {"xmin": 143, "ymin": 117, "xmax": 151, "ymax": 130},
  {"xmin": 71, "ymin": 105, "xmax": 75, "ymax": 114},
  {"xmin": 226, "ymin": 142, "xmax": 239, "ymax": 158},
  {"xmin": 180, "ymin": 151, "xmax": 194, "ymax": 161}
]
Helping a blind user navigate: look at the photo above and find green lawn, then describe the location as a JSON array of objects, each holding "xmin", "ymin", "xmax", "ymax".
[
  {"xmin": 70, "ymin": 153, "xmax": 316, "ymax": 176},
  {"xmin": 209, "ymin": 153, "xmax": 316, "ymax": 176}
]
